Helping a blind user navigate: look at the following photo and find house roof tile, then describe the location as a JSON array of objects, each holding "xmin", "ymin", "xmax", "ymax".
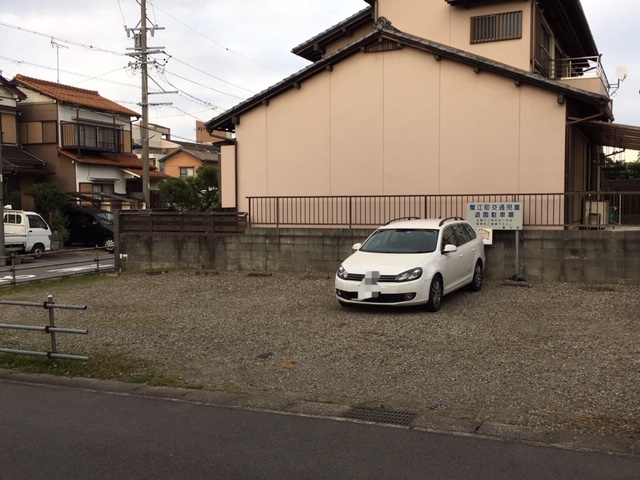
[
  {"xmin": 13, "ymin": 74, "xmax": 139, "ymax": 118},
  {"xmin": 1, "ymin": 144, "xmax": 49, "ymax": 175},
  {"xmin": 57, "ymin": 149, "xmax": 168, "ymax": 179}
]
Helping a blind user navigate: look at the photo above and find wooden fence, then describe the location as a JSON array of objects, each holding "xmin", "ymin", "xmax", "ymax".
[{"xmin": 118, "ymin": 211, "xmax": 248, "ymax": 234}]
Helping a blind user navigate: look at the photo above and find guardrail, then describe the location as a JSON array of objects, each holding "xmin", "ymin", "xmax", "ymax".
[
  {"xmin": 0, "ymin": 295, "xmax": 89, "ymax": 361},
  {"xmin": 247, "ymin": 192, "xmax": 640, "ymax": 228},
  {"xmin": 119, "ymin": 210, "xmax": 248, "ymax": 234}
]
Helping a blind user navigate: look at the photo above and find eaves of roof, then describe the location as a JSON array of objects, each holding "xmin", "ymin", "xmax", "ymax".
[
  {"xmin": 13, "ymin": 74, "xmax": 140, "ymax": 118},
  {"xmin": 1, "ymin": 144, "xmax": 49, "ymax": 175},
  {"xmin": 160, "ymin": 146, "xmax": 218, "ymax": 164},
  {"xmin": 122, "ymin": 168, "xmax": 169, "ymax": 180},
  {"xmin": 0, "ymin": 74, "xmax": 27, "ymax": 101},
  {"xmin": 206, "ymin": 27, "xmax": 611, "ymax": 133},
  {"xmin": 291, "ymin": 6, "xmax": 375, "ymax": 62},
  {"xmin": 58, "ymin": 149, "xmax": 149, "ymax": 169}
]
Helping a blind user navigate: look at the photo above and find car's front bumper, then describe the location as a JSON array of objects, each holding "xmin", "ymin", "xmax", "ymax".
[{"xmin": 335, "ymin": 276, "xmax": 429, "ymax": 306}]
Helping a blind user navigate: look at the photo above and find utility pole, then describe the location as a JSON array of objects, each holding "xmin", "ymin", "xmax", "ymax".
[
  {"xmin": 140, "ymin": 0, "xmax": 150, "ymax": 209},
  {"xmin": 126, "ymin": 0, "xmax": 165, "ymax": 210}
]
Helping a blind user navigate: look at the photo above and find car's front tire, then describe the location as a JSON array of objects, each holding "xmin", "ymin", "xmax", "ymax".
[
  {"xmin": 468, "ymin": 260, "xmax": 483, "ymax": 292},
  {"xmin": 425, "ymin": 275, "xmax": 443, "ymax": 312},
  {"xmin": 103, "ymin": 237, "xmax": 115, "ymax": 253},
  {"xmin": 31, "ymin": 243, "xmax": 45, "ymax": 258}
]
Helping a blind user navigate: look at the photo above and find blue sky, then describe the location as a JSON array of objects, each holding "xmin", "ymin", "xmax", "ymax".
[{"xmin": 0, "ymin": 0, "xmax": 638, "ymax": 144}]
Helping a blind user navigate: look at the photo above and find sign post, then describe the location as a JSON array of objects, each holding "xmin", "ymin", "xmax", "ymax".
[{"xmin": 466, "ymin": 201, "xmax": 524, "ymax": 281}]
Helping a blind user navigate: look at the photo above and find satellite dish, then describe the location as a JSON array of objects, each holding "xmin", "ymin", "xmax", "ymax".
[{"xmin": 615, "ymin": 66, "xmax": 628, "ymax": 81}]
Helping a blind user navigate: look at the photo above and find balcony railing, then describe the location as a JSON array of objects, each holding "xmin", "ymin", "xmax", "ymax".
[
  {"xmin": 61, "ymin": 122, "xmax": 123, "ymax": 152},
  {"xmin": 247, "ymin": 192, "xmax": 640, "ymax": 229},
  {"xmin": 545, "ymin": 55, "xmax": 610, "ymax": 93}
]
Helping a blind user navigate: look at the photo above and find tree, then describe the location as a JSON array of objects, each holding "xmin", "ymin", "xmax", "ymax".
[
  {"xmin": 26, "ymin": 183, "xmax": 71, "ymax": 238},
  {"xmin": 159, "ymin": 166, "xmax": 220, "ymax": 211},
  {"xmin": 26, "ymin": 183, "xmax": 70, "ymax": 222}
]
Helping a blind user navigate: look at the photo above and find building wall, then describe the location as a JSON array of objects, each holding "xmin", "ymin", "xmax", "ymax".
[
  {"xmin": 378, "ymin": 0, "xmax": 533, "ymax": 71},
  {"xmin": 227, "ymin": 45, "xmax": 567, "ymax": 212},
  {"xmin": 163, "ymin": 152, "xmax": 202, "ymax": 179},
  {"xmin": 116, "ymin": 226, "xmax": 640, "ymax": 285},
  {"xmin": 75, "ymin": 164, "xmax": 127, "ymax": 194},
  {"xmin": 0, "ymin": 112, "xmax": 18, "ymax": 143}
]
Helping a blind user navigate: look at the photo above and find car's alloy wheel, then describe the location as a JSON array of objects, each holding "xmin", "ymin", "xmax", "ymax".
[
  {"xmin": 104, "ymin": 238, "xmax": 115, "ymax": 253},
  {"xmin": 426, "ymin": 275, "xmax": 443, "ymax": 312}
]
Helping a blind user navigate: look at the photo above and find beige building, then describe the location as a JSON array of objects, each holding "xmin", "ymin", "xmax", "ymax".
[{"xmin": 206, "ymin": 0, "xmax": 640, "ymax": 226}]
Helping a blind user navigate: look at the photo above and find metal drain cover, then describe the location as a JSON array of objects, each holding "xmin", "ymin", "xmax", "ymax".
[{"xmin": 343, "ymin": 407, "xmax": 416, "ymax": 426}]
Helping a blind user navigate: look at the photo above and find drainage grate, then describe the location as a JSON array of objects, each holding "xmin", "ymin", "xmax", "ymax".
[{"xmin": 343, "ymin": 407, "xmax": 416, "ymax": 426}]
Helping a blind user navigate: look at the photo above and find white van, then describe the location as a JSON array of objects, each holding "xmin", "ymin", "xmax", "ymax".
[{"xmin": 3, "ymin": 209, "xmax": 52, "ymax": 256}]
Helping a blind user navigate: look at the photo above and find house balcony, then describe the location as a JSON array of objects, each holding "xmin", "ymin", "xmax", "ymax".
[
  {"xmin": 61, "ymin": 122, "xmax": 124, "ymax": 153},
  {"xmin": 545, "ymin": 56, "xmax": 611, "ymax": 97}
]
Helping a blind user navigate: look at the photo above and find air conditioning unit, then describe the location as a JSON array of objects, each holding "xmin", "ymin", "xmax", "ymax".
[{"xmin": 584, "ymin": 201, "xmax": 610, "ymax": 226}]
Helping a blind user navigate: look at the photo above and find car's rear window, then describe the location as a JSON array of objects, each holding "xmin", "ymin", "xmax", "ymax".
[{"xmin": 360, "ymin": 229, "xmax": 438, "ymax": 253}]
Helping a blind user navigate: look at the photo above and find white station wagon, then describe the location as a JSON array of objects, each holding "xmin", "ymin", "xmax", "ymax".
[{"xmin": 335, "ymin": 217, "xmax": 485, "ymax": 311}]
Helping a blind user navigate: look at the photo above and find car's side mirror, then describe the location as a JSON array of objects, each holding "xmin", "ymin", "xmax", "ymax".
[
  {"xmin": 352, "ymin": 243, "xmax": 362, "ymax": 250},
  {"xmin": 443, "ymin": 244, "xmax": 457, "ymax": 254}
]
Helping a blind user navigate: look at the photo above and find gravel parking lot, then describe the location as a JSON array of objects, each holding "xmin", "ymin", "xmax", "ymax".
[{"xmin": 1, "ymin": 270, "xmax": 639, "ymax": 439}]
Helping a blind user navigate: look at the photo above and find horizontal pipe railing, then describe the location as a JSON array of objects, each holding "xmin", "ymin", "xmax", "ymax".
[
  {"xmin": 0, "ymin": 295, "xmax": 89, "ymax": 361},
  {"xmin": 246, "ymin": 192, "xmax": 640, "ymax": 228}
]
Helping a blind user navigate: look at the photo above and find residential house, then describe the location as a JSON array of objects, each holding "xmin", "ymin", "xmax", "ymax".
[
  {"xmin": 11, "ymin": 74, "xmax": 167, "ymax": 210},
  {"xmin": 132, "ymin": 122, "xmax": 179, "ymax": 173},
  {"xmin": 131, "ymin": 122, "xmax": 220, "ymax": 178},
  {"xmin": 160, "ymin": 142, "xmax": 219, "ymax": 180},
  {"xmin": 0, "ymin": 74, "xmax": 49, "ymax": 210},
  {"xmin": 206, "ymin": 0, "xmax": 640, "ymax": 227}
]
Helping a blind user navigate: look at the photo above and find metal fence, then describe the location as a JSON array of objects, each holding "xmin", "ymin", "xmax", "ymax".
[
  {"xmin": 247, "ymin": 192, "xmax": 640, "ymax": 228},
  {"xmin": 0, "ymin": 295, "xmax": 89, "ymax": 361}
]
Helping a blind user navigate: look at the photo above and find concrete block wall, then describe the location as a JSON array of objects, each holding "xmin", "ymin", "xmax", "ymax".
[{"xmin": 116, "ymin": 226, "xmax": 640, "ymax": 284}]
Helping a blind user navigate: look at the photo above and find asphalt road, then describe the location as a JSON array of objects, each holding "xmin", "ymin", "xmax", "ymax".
[
  {"xmin": 1, "ymin": 376, "xmax": 639, "ymax": 480},
  {"xmin": 0, "ymin": 248, "xmax": 114, "ymax": 285}
]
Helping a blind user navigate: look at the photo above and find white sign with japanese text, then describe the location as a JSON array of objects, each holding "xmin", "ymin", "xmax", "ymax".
[{"xmin": 466, "ymin": 202, "xmax": 523, "ymax": 230}]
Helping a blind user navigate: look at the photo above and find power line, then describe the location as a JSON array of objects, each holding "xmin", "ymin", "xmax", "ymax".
[
  {"xmin": 0, "ymin": 20, "xmax": 126, "ymax": 56},
  {"xmin": 0, "ymin": 55, "xmax": 137, "ymax": 88},
  {"xmin": 167, "ymin": 56, "xmax": 256, "ymax": 95},
  {"xmin": 148, "ymin": 2, "xmax": 288, "ymax": 75}
]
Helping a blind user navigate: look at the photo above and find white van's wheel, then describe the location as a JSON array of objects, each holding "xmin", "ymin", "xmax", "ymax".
[{"xmin": 31, "ymin": 243, "xmax": 45, "ymax": 258}]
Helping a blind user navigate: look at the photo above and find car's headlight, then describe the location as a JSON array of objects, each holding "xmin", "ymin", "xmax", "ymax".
[
  {"xmin": 395, "ymin": 267, "xmax": 422, "ymax": 282},
  {"xmin": 337, "ymin": 265, "xmax": 349, "ymax": 279}
]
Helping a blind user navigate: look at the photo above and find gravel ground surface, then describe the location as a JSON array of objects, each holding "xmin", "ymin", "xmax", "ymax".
[{"xmin": 1, "ymin": 270, "xmax": 639, "ymax": 439}]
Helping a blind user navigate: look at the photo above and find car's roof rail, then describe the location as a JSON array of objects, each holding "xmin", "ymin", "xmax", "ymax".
[
  {"xmin": 383, "ymin": 216, "xmax": 421, "ymax": 226},
  {"xmin": 438, "ymin": 216, "xmax": 464, "ymax": 227}
]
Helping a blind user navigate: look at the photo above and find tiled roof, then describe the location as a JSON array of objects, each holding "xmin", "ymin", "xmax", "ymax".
[
  {"xmin": 161, "ymin": 145, "xmax": 219, "ymax": 164},
  {"xmin": 1, "ymin": 144, "xmax": 48, "ymax": 175},
  {"xmin": 13, "ymin": 74, "xmax": 140, "ymax": 118},
  {"xmin": 58, "ymin": 149, "xmax": 167, "ymax": 179}
]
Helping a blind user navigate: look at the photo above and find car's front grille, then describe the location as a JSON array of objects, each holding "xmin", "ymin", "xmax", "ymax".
[
  {"xmin": 337, "ymin": 290, "xmax": 415, "ymax": 303},
  {"xmin": 345, "ymin": 273, "xmax": 397, "ymax": 282}
]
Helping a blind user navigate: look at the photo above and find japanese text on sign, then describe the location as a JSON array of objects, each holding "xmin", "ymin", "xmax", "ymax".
[{"xmin": 466, "ymin": 202, "xmax": 523, "ymax": 230}]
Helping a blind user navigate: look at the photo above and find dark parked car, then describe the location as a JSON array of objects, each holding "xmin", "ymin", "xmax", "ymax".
[{"xmin": 64, "ymin": 206, "xmax": 115, "ymax": 253}]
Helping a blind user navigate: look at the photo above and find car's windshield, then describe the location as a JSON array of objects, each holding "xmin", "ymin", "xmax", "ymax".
[
  {"xmin": 97, "ymin": 212, "xmax": 114, "ymax": 225},
  {"xmin": 360, "ymin": 228, "xmax": 438, "ymax": 253}
]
